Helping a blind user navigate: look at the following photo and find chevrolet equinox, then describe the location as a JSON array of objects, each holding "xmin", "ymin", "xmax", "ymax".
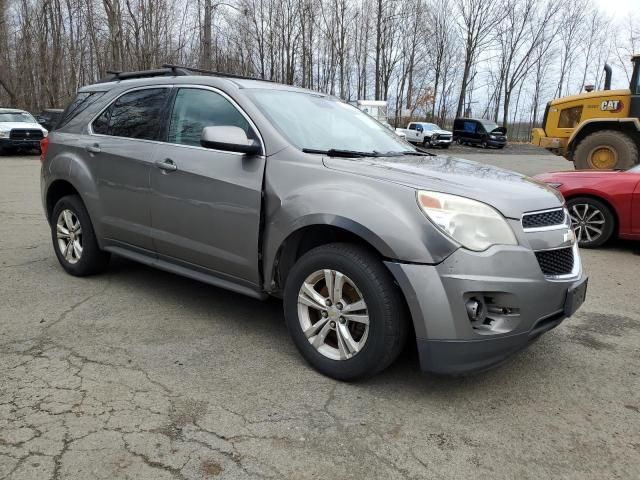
[{"xmin": 40, "ymin": 65, "xmax": 588, "ymax": 380}]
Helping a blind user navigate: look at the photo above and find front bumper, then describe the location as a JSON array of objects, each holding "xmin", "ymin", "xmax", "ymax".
[
  {"xmin": 429, "ymin": 137, "xmax": 452, "ymax": 146},
  {"xmin": 0, "ymin": 138, "xmax": 41, "ymax": 149},
  {"xmin": 386, "ymin": 244, "xmax": 586, "ymax": 375}
]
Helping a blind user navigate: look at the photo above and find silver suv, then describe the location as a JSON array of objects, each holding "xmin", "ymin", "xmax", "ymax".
[{"xmin": 40, "ymin": 66, "xmax": 587, "ymax": 380}]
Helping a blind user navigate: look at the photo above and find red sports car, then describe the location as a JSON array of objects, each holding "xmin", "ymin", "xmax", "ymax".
[{"xmin": 535, "ymin": 165, "xmax": 640, "ymax": 248}]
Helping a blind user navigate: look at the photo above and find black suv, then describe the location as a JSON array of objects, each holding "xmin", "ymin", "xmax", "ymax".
[{"xmin": 453, "ymin": 118, "xmax": 507, "ymax": 149}]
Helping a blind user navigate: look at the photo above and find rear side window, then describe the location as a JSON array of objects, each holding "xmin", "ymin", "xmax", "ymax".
[
  {"xmin": 557, "ymin": 106, "xmax": 583, "ymax": 129},
  {"xmin": 167, "ymin": 88, "xmax": 252, "ymax": 147},
  {"xmin": 58, "ymin": 92, "xmax": 105, "ymax": 129},
  {"xmin": 92, "ymin": 88, "xmax": 170, "ymax": 140}
]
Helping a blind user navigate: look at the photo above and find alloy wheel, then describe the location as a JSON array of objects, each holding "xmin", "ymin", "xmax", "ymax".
[
  {"xmin": 569, "ymin": 203, "xmax": 606, "ymax": 244},
  {"xmin": 297, "ymin": 269, "xmax": 369, "ymax": 361},
  {"xmin": 56, "ymin": 209, "xmax": 83, "ymax": 264}
]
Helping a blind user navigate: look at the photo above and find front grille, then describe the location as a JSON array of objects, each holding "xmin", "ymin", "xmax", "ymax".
[
  {"xmin": 535, "ymin": 247, "xmax": 574, "ymax": 276},
  {"xmin": 522, "ymin": 208, "xmax": 565, "ymax": 229},
  {"xmin": 438, "ymin": 134, "xmax": 452, "ymax": 140},
  {"xmin": 10, "ymin": 129, "xmax": 43, "ymax": 140}
]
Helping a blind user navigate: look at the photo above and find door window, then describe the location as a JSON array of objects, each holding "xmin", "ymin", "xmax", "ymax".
[
  {"xmin": 167, "ymin": 88, "xmax": 253, "ymax": 147},
  {"xmin": 92, "ymin": 88, "xmax": 169, "ymax": 140},
  {"xmin": 408, "ymin": 124, "xmax": 416, "ymax": 130},
  {"xmin": 558, "ymin": 106, "xmax": 583, "ymax": 129}
]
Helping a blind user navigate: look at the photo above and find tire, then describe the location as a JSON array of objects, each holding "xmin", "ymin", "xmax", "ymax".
[
  {"xmin": 422, "ymin": 137, "xmax": 431, "ymax": 147},
  {"xmin": 481, "ymin": 140, "xmax": 489, "ymax": 149},
  {"xmin": 283, "ymin": 243, "xmax": 407, "ymax": 381},
  {"xmin": 51, "ymin": 195, "xmax": 110, "ymax": 276},
  {"xmin": 573, "ymin": 130, "xmax": 638, "ymax": 170},
  {"xmin": 566, "ymin": 196, "xmax": 615, "ymax": 248}
]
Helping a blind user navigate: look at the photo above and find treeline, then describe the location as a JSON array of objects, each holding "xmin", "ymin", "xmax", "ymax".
[{"xmin": 0, "ymin": 0, "xmax": 637, "ymax": 132}]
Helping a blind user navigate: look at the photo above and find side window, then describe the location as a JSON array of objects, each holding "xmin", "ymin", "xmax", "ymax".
[
  {"xmin": 58, "ymin": 92, "xmax": 105, "ymax": 129},
  {"xmin": 463, "ymin": 121, "xmax": 476, "ymax": 133},
  {"xmin": 408, "ymin": 123, "xmax": 416, "ymax": 130},
  {"xmin": 91, "ymin": 88, "xmax": 169, "ymax": 140},
  {"xmin": 558, "ymin": 106, "xmax": 583, "ymax": 129},
  {"xmin": 168, "ymin": 88, "xmax": 252, "ymax": 147}
]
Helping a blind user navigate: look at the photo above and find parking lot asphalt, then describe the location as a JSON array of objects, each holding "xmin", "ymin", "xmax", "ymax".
[{"xmin": 1, "ymin": 151, "xmax": 639, "ymax": 480}]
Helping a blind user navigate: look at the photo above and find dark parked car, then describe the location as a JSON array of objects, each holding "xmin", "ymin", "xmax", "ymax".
[
  {"xmin": 36, "ymin": 108, "xmax": 64, "ymax": 131},
  {"xmin": 453, "ymin": 118, "xmax": 507, "ymax": 149},
  {"xmin": 40, "ymin": 66, "xmax": 586, "ymax": 380}
]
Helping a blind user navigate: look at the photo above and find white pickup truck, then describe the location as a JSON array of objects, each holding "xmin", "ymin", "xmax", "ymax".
[{"xmin": 396, "ymin": 122, "xmax": 452, "ymax": 148}]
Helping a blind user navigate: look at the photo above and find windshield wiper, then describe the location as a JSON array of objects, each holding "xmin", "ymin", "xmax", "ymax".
[
  {"xmin": 302, "ymin": 148, "xmax": 381, "ymax": 158},
  {"xmin": 385, "ymin": 149, "xmax": 434, "ymax": 157}
]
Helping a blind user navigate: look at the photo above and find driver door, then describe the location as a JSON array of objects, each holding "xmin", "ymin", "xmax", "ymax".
[{"xmin": 149, "ymin": 86, "xmax": 266, "ymax": 285}]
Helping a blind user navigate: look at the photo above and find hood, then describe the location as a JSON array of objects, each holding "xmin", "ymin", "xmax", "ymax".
[
  {"xmin": 323, "ymin": 154, "xmax": 562, "ymax": 219},
  {"xmin": 429, "ymin": 129, "xmax": 452, "ymax": 135},
  {"xmin": 490, "ymin": 126, "xmax": 507, "ymax": 135},
  {"xmin": 0, "ymin": 122, "xmax": 47, "ymax": 132}
]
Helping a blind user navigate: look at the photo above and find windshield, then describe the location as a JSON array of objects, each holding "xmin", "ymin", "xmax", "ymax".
[
  {"xmin": 0, "ymin": 112, "xmax": 36, "ymax": 123},
  {"xmin": 246, "ymin": 89, "xmax": 413, "ymax": 154}
]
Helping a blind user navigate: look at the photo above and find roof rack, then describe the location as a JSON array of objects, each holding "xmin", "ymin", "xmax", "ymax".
[
  {"xmin": 98, "ymin": 65, "xmax": 272, "ymax": 83},
  {"xmin": 161, "ymin": 64, "xmax": 274, "ymax": 82}
]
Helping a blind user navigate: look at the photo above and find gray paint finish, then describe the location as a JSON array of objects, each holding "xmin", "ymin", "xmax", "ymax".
[{"xmin": 41, "ymin": 73, "xmax": 586, "ymax": 374}]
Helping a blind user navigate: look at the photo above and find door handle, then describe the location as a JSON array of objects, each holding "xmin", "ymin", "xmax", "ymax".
[
  {"xmin": 155, "ymin": 158, "xmax": 178, "ymax": 172},
  {"xmin": 86, "ymin": 144, "xmax": 101, "ymax": 154}
]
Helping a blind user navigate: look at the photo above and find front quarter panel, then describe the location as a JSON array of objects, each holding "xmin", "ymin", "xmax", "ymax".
[{"xmin": 262, "ymin": 149, "xmax": 459, "ymax": 289}]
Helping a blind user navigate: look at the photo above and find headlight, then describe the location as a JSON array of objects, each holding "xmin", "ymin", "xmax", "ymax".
[
  {"xmin": 489, "ymin": 135, "xmax": 496, "ymax": 139},
  {"xmin": 0, "ymin": 130, "xmax": 10, "ymax": 138},
  {"xmin": 417, "ymin": 191, "xmax": 517, "ymax": 251}
]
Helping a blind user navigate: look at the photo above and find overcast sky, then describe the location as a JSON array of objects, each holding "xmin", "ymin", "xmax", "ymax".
[{"xmin": 593, "ymin": 0, "xmax": 636, "ymax": 17}]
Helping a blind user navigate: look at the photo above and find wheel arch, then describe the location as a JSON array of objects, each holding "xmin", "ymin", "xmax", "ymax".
[
  {"xmin": 567, "ymin": 118, "xmax": 640, "ymax": 157},
  {"xmin": 267, "ymin": 221, "xmax": 396, "ymax": 295},
  {"xmin": 45, "ymin": 179, "xmax": 81, "ymax": 223}
]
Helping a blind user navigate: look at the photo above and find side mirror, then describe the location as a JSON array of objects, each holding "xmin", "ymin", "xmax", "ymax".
[{"xmin": 200, "ymin": 126, "xmax": 261, "ymax": 155}]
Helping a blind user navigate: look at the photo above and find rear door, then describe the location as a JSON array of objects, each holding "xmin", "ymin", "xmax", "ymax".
[
  {"xmin": 149, "ymin": 86, "xmax": 266, "ymax": 285},
  {"xmin": 86, "ymin": 86, "xmax": 172, "ymax": 250}
]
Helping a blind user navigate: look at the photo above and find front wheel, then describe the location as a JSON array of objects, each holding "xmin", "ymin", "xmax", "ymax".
[
  {"xmin": 422, "ymin": 137, "xmax": 431, "ymax": 147},
  {"xmin": 481, "ymin": 140, "xmax": 489, "ymax": 149},
  {"xmin": 567, "ymin": 197, "xmax": 615, "ymax": 248},
  {"xmin": 284, "ymin": 243, "xmax": 407, "ymax": 381}
]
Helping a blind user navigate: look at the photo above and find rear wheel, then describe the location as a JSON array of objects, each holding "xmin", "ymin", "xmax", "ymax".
[
  {"xmin": 284, "ymin": 243, "xmax": 407, "ymax": 381},
  {"xmin": 573, "ymin": 130, "xmax": 638, "ymax": 170},
  {"xmin": 51, "ymin": 195, "xmax": 110, "ymax": 276},
  {"xmin": 566, "ymin": 197, "xmax": 615, "ymax": 248}
]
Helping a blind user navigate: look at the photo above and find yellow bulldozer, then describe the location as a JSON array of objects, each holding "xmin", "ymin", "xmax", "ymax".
[{"xmin": 532, "ymin": 54, "xmax": 640, "ymax": 170}]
